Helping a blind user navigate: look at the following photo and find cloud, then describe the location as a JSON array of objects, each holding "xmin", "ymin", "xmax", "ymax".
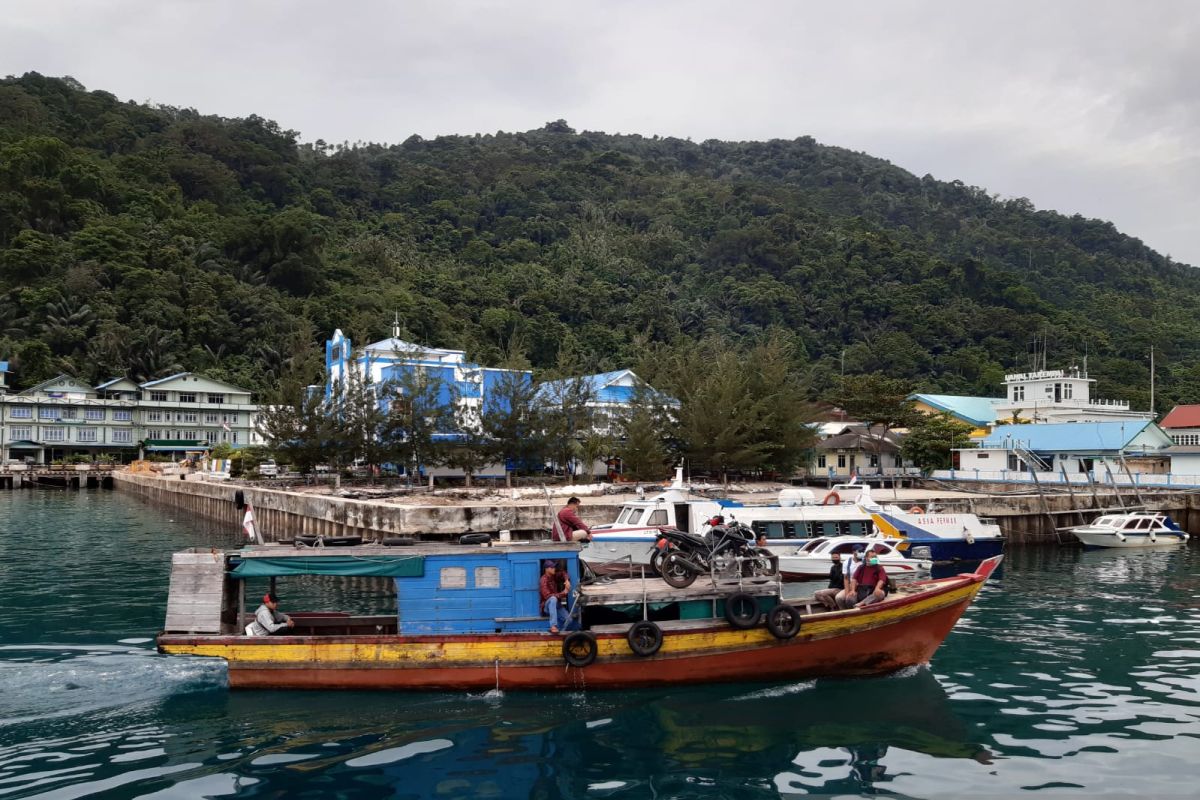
[{"xmin": 1, "ymin": 0, "xmax": 1197, "ymax": 264}]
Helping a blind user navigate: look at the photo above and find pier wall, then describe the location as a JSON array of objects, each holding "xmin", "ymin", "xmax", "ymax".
[
  {"xmin": 114, "ymin": 472, "xmax": 1200, "ymax": 546},
  {"xmin": 112, "ymin": 472, "xmax": 620, "ymax": 542}
]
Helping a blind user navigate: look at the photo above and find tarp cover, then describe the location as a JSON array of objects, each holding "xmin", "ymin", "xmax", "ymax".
[{"xmin": 231, "ymin": 555, "xmax": 425, "ymax": 578}]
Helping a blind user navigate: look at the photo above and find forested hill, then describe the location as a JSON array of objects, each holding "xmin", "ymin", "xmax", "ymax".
[{"xmin": 2, "ymin": 72, "xmax": 1197, "ymax": 410}]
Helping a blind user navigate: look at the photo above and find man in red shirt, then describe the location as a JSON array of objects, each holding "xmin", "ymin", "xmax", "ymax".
[
  {"xmin": 555, "ymin": 497, "xmax": 592, "ymax": 542},
  {"xmin": 854, "ymin": 552, "xmax": 889, "ymax": 608},
  {"xmin": 539, "ymin": 560, "xmax": 570, "ymax": 633}
]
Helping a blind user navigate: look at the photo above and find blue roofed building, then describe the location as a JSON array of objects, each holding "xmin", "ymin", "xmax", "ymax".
[
  {"xmin": 0, "ymin": 361, "xmax": 9, "ymax": 395},
  {"xmin": 955, "ymin": 421, "xmax": 1173, "ymax": 478},
  {"xmin": 536, "ymin": 369, "xmax": 678, "ymax": 437},
  {"xmin": 909, "ymin": 393, "xmax": 1001, "ymax": 432}
]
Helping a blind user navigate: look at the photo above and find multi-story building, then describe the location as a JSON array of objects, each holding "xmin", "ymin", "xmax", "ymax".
[{"xmin": 0, "ymin": 371, "xmax": 260, "ymax": 463}]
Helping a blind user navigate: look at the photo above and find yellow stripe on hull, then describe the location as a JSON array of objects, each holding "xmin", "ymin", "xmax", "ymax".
[{"xmin": 160, "ymin": 580, "xmax": 981, "ymax": 668}]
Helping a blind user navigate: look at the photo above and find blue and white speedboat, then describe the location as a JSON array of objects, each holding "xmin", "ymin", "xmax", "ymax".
[{"xmin": 582, "ymin": 470, "xmax": 1004, "ymax": 572}]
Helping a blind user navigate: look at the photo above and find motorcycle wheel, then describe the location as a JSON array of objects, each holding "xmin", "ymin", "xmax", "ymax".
[
  {"xmin": 647, "ymin": 548, "xmax": 668, "ymax": 578},
  {"xmin": 660, "ymin": 552, "xmax": 698, "ymax": 589},
  {"xmin": 742, "ymin": 555, "xmax": 776, "ymax": 578},
  {"xmin": 562, "ymin": 632, "xmax": 598, "ymax": 667},
  {"xmin": 724, "ymin": 592, "xmax": 760, "ymax": 629},
  {"xmin": 766, "ymin": 603, "xmax": 802, "ymax": 639},
  {"xmin": 626, "ymin": 620, "xmax": 663, "ymax": 656}
]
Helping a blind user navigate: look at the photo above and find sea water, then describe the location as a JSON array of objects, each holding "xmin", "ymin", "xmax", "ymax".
[{"xmin": 1, "ymin": 490, "xmax": 1198, "ymax": 798}]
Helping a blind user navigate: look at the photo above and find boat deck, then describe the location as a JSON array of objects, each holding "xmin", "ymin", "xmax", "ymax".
[{"xmin": 581, "ymin": 574, "xmax": 781, "ymax": 606}]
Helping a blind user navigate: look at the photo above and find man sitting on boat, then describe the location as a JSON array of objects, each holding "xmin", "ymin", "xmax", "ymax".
[
  {"xmin": 853, "ymin": 553, "xmax": 890, "ymax": 609},
  {"xmin": 555, "ymin": 497, "xmax": 592, "ymax": 542},
  {"xmin": 813, "ymin": 552, "xmax": 845, "ymax": 611},
  {"xmin": 540, "ymin": 560, "xmax": 571, "ymax": 633},
  {"xmin": 246, "ymin": 592, "xmax": 293, "ymax": 636}
]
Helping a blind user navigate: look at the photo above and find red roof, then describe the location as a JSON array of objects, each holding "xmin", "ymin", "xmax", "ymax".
[{"xmin": 1159, "ymin": 405, "xmax": 1200, "ymax": 428}]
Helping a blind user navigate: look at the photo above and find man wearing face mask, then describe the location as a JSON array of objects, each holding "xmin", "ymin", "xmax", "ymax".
[{"xmin": 853, "ymin": 548, "xmax": 889, "ymax": 608}]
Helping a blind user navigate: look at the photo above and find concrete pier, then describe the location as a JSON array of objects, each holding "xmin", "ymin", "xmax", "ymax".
[
  {"xmin": 1, "ymin": 465, "xmax": 116, "ymax": 490},
  {"xmin": 112, "ymin": 472, "xmax": 1200, "ymax": 545}
]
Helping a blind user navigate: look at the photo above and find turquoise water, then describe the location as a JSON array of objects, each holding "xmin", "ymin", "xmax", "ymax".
[{"xmin": 1, "ymin": 490, "xmax": 1198, "ymax": 799}]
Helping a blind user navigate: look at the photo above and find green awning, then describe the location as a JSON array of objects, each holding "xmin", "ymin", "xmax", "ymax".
[{"xmin": 231, "ymin": 555, "xmax": 425, "ymax": 578}]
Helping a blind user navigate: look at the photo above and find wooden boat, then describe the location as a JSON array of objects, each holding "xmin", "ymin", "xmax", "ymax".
[
  {"xmin": 156, "ymin": 541, "xmax": 1002, "ymax": 691},
  {"xmin": 1070, "ymin": 512, "xmax": 1189, "ymax": 548}
]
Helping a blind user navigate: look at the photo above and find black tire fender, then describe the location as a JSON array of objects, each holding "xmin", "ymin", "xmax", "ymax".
[
  {"xmin": 627, "ymin": 621, "xmax": 663, "ymax": 656},
  {"xmin": 562, "ymin": 631, "xmax": 598, "ymax": 667},
  {"xmin": 766, "ymin": 603, "xmax": 802, "ymax": 639},
  {"xmin": 383, "ymin": 536, "xmax": 416, "ymax": 547},
  {"xmin": 459, "ymin": 533, "xmax": 492, "ymax": 546},
  {"xmin": 724, "ymin": 592, "xmax": 761, "ymax": 629}
]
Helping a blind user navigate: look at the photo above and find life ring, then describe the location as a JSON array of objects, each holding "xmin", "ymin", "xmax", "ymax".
[
  {"xmin": 724, "ymin": 592, "xmax": 761, "ymax": 629},
  {"xmin": 908, "ymin": 506, "xmax": 924, "ymax": 514},
  {"xmin": 626, "ymin": 621, "xmax": 663, "ymax": 656},
  {"xmin": 822, "ymin": 491, "xmax": 840, "ymax": 505},
  {"xmin": 562, "ymin": 631, "xmax": 598, "ymax": 667},
  {"xmin": 766, "ymin": 603, "xmax": 802, "ymax": 639}
]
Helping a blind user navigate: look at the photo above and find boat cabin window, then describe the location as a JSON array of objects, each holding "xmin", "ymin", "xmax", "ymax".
[
  {"xmin": 616, "ymin": 507, "xmax": 634, "ymax": 524},
  {"xmin": 439, "ymin": 567, "xmax": 467, "ymax": 589},
  {"xmin": 752, "ymin": 521, "xmax": 788, "ymax": 540},
  {"xmin": 800, "ymin": 538, "xmax": 827, "ymax": 552},
  {"xmin": 647, "ymin": 509, "xmax": 668, "ymax": 526},
  {"xmin": 847, "ymin": 521, "xmax": 872, "ymax": 536},
  {"xmin": 830, "ymin": 542, "xmax": 858, "ymax": 555},
  {"xmin": 626, "ymin": 509, "xmax": 645, "ymax": 525},
  {"xmin": 1124, "ymin": 519, "xmax": 1146, "ymax": 530},
  {"xmin": 474, "ymin": 566, "xmax": 500, "ymax": 588},
  {"xmin": 817, "ymin": 521, "xmax": 841, "ymax": 537},
  {"xmin": 1094, "ymin": 517, "xmax": 1114, "ymax": 526},
  {"xmin": 868, "ymin": 543, "xmax": 891, "ymax": 555}
]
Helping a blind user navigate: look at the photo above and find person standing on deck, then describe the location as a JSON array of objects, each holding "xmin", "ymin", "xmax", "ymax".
[
  {"xmin": 555, "ymin": 497, "xmax": 592, "ymax": 542},
  {"xmin": 540, "ymin": 561, "xmax": 570, "ymax": 633},
  {"xmin": 246, "ymin": 591, "xmax": 294, "ymax": 635}
]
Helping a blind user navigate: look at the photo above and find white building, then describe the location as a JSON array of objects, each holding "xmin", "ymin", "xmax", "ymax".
[{"xmin": 991, "ymin": 368, "xmax": 1151, "ymax": 425}]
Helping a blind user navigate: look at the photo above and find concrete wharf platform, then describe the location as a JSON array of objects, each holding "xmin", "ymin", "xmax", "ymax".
[{"xmin": 111, "ymin": 472, "xmax": 1200, "ymax": 546}]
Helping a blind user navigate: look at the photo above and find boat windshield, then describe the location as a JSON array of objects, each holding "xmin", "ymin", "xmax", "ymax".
[{"xmin": 799, "ymin": 538, "xmax": 827, "ymax": 552}]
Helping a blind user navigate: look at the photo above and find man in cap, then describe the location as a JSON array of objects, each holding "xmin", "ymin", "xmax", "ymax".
[
  {"xmin": 246, "ymin": 591, "xmax": 294, "ymax": 636},
  {"xmin": 539, "ymin": 560, "xmax": 571, "ymax": 633}
]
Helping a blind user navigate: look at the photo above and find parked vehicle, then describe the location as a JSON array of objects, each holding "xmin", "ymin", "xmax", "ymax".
[{"xmin": 258, "ymin": 459, "xmax": 278, "ymax": 477}]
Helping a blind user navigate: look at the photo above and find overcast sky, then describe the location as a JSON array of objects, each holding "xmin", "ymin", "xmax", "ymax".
[{"xmin": 4, "ymin": 0, "xmax": 1197, "ymax": 265}]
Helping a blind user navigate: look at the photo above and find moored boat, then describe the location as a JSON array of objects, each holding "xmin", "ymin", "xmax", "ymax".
[
  {"xmin": 1070, "ymin": 512, "xmax": 1189, "ymax": 548},
  {"xmin": 156, "ymin": 540, "xmax": 1002, "ymax": 691},
  {"xmin": 776, "ymin": 536, "xmax": 932, "ymax": 582}
]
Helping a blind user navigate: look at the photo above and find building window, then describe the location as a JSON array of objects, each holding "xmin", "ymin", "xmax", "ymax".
[
  {"xmin": 817, "ymin": 455, "xmax": 826, "ymax": 468},
  {"xmin": 1063, "ymin": 384, "xmax": 1073, "ymax": 399},
  {"xmin": 148, "ymin": 411, "xmax": 162, "ymax": 422},
  {"xmin": 977, "ymin": 453, "xmax": 989, "ymax": 459},
  {"xmin": 84, "ymin": 408, "xmax": 104, "ymax": 420},
  {"xmin": 77, "ymin": 427, "xmax": 98, "ymax": 443},
  {"xmin": 837, "ymin": 454, "xmax": 846, "ymax": 468},
  {"xmin": 178, "ymin": 393, "xmax": 196, "ymax": 403},
  {"xmin": 223, "ymin": 413, "xmax": 239, "ymax": 425},
  {"xmin": 59, "ymin": 408, "xmax": 76, "ymax": 419},
  {"xmin": 869, "ymin": 454, "xmax": 879, "ymax": 467},
  {"xmin": 10, "ymin": 426, "xmax": 32, "ymax": 440},
  {"xmin": 112, "ymin": 429, "xmax": 132, "ymax": 443},
  {"xmin": 183, "ymin": 412, "xmax": 197, "ymax": 423},
  {"xmin": 1012, "ymin": 386, "xmax": 1025, "ymax": 402},
  {"xmin": 9, "ymin": 407, "xmax": 32, "ymax": 419},
  {"xmin": 474, "ymin": 566, "xmax": 500, "ymax": 588},
  {"xmin": 147, "ymin": 429, "xmax": 162, "ymax": 439},
  {"xmin": 41, "ymin": 427, "xmax": 65, "ymax": 442},
  {"xmin": 113, "ymin": 410, "xmax": 132, "ymax": 421},
  {"xmin": 206, "ymin": 430, "xmax": 219, "ymax": 443},
  {"xmin": 205, "ymin": 413, "xmax": 218, "ymax": 424},
  {"xmin": 207, "ymin": 393, "xmax": 224, "ymax": 404},
  {"xmin": 150, "ymin": 391, "xmax": 168, "ymax": 402},
  {"xmin": 439, "ymin": 567, "xmax": 467, "ymax": 589},
  {"xmin": 231, "ymin": 432, "xmax": 239, "ymax": 444},
  {"xmin": 38, "ymin": 408, "xmax": 58, "ymax": 419}
]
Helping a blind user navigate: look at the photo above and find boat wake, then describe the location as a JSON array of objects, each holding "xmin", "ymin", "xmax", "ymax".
[
  {"xmin": 0, "ymin": 644, "xmax": 227, "ymax": 727},
  {"xmin": 731, "ymin": 680, "xmax": 818, "ymax": 701}
]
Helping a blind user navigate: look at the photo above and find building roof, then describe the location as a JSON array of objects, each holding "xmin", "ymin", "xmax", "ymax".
[
  {"xmin": 816, "ymin": 428, "xmax": 901, "ymax": 453},
  {"xmin": 139, "ymin": 373, "xmax": 251, "ymax": 393},
  {"xmin": 535, "ymin": 370, "xmax": 679, "ymax": 407},
  {"xmin": 1159, "ymin": 405, "xmax": 1200, "ymax": 429},
  {"xmin": 18, "ymin": 374, "xmax": 93, "ymax": 396},
  {"xmin": 909, "ymin": 393, "xmax": 1001, "ymax": 427},
  {"xmin": 981, "ymin": 421, "xmax": 1161, "ymax": 453},
  {"xmin": 362, "ymin": 337, "xmax": 464, "ymax": 359},
  {"xmin": 95, "ymin": 377, "xmax": 140, "ymax": 390}
]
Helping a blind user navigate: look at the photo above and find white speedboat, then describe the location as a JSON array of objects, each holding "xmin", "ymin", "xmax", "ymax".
[
  {"xmin": 776, "ymin": 536, "xmax": 932, "ymax": 582},
  {"xmin": 1070, "ymin": 512, "xmax": 1189, "ymax": 548}
]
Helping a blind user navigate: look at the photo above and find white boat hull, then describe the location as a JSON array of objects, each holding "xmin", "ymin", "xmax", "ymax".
[
  {"xmin": 777, "ymin": 555, "xmax": 930, "ymax": 582},
  {"xmin": 1071, "ymin": 530, "xmax": 1188, "ymax": 548}
]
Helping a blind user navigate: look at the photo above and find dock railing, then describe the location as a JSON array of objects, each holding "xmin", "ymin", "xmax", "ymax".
[{"xmin": 931, "ymin": 468, "xmax": 1200, "ymax": 489}]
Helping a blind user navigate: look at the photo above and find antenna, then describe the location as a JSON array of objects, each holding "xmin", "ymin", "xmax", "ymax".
[{"xmin": 392, "ymin": 312, "xmax": 401, "ymax": 340}]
